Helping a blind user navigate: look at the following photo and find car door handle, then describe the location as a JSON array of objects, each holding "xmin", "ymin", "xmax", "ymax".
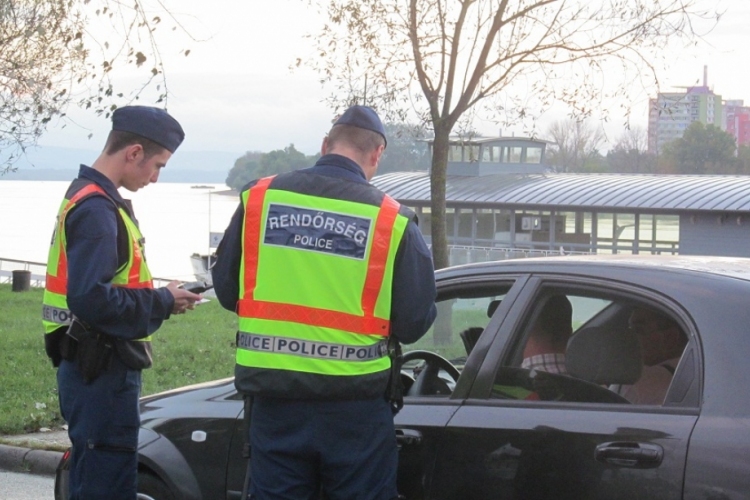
[
  {"xmin": 594, "ymin": 442, "xmax": 663, "ymax": 468},
  {"xmin": 395, "ymin": 428, "xmax": 422, "ymax": 448}
]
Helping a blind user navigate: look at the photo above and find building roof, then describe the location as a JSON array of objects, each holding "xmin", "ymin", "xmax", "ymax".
[
  {"xmin": 371, "ymin": 172, "xmax": 750, "ymax": 213},
  {"xmin": 426, "ymin": 136, "xmax": 553, "ymax": 145}
]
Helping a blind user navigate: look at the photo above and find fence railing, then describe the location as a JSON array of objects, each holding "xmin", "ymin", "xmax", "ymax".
[
  {"xmin": 0, "ymin": 257, "xmax": 173, "ymax": 289},
  {"xmin": 446, "ymin": 245, "xmax": 593, "ymax": 266},
  {"xmin": 0, "ymin": 258, "xmax": 47, "ymax": 287}
]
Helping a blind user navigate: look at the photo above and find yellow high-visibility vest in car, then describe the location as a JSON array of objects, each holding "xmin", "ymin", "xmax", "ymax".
[
  {"xmin": 42, "ymin": 181, "xmax": 154, "ymax": 335},
  {"xmin": 235, "ymin": 175, "xmax": 410, "ymax": 400}
]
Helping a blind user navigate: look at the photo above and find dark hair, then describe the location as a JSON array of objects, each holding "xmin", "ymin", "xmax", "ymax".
[
  {"xmin": 327, "ymin": 124, "xmax": 385, "ymax": 154},
  {"xmin": 533, "ymin": 295, "xmax": 573, "ymax": 343},
  {"xmin": 630, "ymin": 308, "xmax": 684, "ymax": 338},
  {"xmin": 104, "ymin": 130, "xmax": 166, "ymax": 158}
]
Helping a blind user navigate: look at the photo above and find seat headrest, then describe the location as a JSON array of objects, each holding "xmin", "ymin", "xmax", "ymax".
[{"xmin": 566, "ymin": 326, "xmax": 642, "ymax": 385}]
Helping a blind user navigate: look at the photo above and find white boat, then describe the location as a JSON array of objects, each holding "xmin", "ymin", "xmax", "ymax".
[
  {"xmin": 190, "ymin": 232, "xmax": 224, "ymax": 285},
  {"xmin": 190, "ymin": 253, "xmax": 215, "ymax": 286}
]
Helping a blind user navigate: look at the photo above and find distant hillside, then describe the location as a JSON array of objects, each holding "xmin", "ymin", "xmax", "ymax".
[{"xmin": 2, "ymin": 146, "xmax": 241, "ymax": 183}]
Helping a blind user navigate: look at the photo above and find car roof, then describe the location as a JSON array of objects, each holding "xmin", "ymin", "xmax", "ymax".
[{"xmin": 436, "ymin": 254, "xmax": 750, "ymax": 282}]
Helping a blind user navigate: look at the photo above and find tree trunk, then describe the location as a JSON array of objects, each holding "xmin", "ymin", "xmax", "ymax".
[{"xmin": 430, "ymin": 127, "xmax": 451, "ymax": 270}]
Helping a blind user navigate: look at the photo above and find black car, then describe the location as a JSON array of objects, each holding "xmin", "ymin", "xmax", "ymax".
[{"xmin": 56, "ymin": 255, "xmax": 750, "ymax": 499}]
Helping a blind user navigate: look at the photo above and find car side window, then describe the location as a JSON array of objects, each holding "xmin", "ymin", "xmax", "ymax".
[
  {"xmin": 401, "ymin": 282, "xmax": 513, "ymax": 396},
  {"xmin": 490, "ymin": 286, "xmax": 689, "ymax": 406}
]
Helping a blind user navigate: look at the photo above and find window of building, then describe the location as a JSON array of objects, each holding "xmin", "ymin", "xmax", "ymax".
[
  {"xmin": 493, "ymin": 146, "xmax": 503, "ymax": 162},
  {"xmin": 448, "ymin": 145, "xmax": 463, "ymax": 162},
  {"xmin": 457, "ymin": 208, "xmax": 474, "ymax": 240},
  {"xmin": 509, "ymin": 147, "xmax": 523, "ymax": 163},
  {"xmin": 525, "ymin": 147, "xmax": 543, "ymax": 164},
  {"xmin": 558, "ymin": 211, "xmax": 592, "ymax": 253},
  {"xmin": 482, "ymin": 146, "xmax": 492, "ymax": 162},
  {"xmin": 475, "ymin": 209, "xmax": 500, "ymax": 243},
  {"xmin": 466, "ymin": 145, "xmax": 480, "ymax": 162},
  {"xmin": 446, "ymin": 208, "xmax": 456, "ymax": 239},
  {"xmin": 595, "ymin": 213, "xmax": 617, "ymax": 254},
  {"xmin": 613, "ymin": 213, "xmax": 637, "ymax": 255}
]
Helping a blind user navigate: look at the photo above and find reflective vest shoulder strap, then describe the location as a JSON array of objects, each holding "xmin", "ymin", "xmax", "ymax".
[
  {"xmin": 242, "ymin": 176, "xmax": 275, "ymax": 299},
  {"xmin": 361, "ymin": 194, "xmax": 399, "ymax": 318},
  {"xmin": 45, "ymin": 184, "xmax": 110, "ymax": 294}
]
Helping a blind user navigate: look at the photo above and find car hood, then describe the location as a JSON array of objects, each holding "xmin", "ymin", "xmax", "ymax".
[{"xmin": 139, "ymin": 377, "xmax": 237, "ymax": 413}]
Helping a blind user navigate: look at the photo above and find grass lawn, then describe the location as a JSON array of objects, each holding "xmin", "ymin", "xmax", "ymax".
[{"xmin": 0, "ymin": 284, "xmax": 238, "ymax": 435}]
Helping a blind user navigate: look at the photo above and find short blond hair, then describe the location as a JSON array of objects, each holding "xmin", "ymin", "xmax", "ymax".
[{"xmin": 327, "ymin": 124, "xmax": 385, "ymax": 154}]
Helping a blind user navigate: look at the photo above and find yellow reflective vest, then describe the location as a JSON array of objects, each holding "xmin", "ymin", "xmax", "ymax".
[
  {"xmin": 42, "ymin": 180, "xmax": 153, "ymax": 364},
  {"xmin": 235, "ymin": 174, "xmax": 411, "ymax": 400}
]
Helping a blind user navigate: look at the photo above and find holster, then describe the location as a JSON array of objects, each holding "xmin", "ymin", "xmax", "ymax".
[
  {"xmin": 386, "ymin": 336, "xmax": 404, "ymax": 415},
  {"xmin": 65, "ymin": 318, "xmax": 114, "ymax": 384},
  {"xmin": 45, "ymin": 328, "xmax": 66, "ymax": 367}
]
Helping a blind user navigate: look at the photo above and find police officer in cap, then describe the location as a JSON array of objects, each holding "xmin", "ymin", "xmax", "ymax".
[
  {"xmin": 43, "ymin": 106, "xmax": 201, "ymax": 499},
  {"xmin": 213, "ymin": 105, "xmax": 437, "ymax": 499}
]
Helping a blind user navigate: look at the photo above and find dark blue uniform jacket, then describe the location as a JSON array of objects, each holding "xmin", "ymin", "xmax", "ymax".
[{"xmin": 64, "ymin": 165, "xmax": 174, "ymax": 340}]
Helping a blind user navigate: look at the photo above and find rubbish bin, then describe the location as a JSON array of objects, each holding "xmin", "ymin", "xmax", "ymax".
[{"xmin": 12, "ymin": 270, "xmax": 31, "ymax": 292}]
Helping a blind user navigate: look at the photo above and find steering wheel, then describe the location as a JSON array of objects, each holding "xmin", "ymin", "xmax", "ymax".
[
  {"xmin": 402, "ymin": 350, "xmax": 461, "ymax": 397},
  {"xmin": 492, "ymin": 367, "xmax": 630, "ymax": 404}
]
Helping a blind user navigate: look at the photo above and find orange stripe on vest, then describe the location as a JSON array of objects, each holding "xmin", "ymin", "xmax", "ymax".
[
  {"xmin": 238, "ymin": 299, "xmax": 389, "ymax": 335},
  {"xmin": 45, "ymin": 183, "xmax": 153, "ymax": 296},
  {"xmin": 241, "ymin": 177, "xmax": 397, "ymax": 336}
]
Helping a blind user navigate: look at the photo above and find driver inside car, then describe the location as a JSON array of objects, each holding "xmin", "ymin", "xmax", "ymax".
[
  {"xmin": 521, "ymin": 295, "xmax": 573, "ymax": 375},
  {"xmin": 491, "ymin": 295, "xmax": 574, "ymax": 401}
]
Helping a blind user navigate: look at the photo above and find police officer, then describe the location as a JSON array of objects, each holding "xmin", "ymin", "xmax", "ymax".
[
  {"xmin": 212, "ymin": 105, "xmax": 437, "ymax": 500},
  {"xmin": 42, "ymin": 106, "xmax": 201, "ymax": 500}
]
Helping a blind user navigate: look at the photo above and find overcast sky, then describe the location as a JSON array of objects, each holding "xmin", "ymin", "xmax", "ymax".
[{"xmin": 36, "ymin": 0, "xmax": 750, "ymax": 158}]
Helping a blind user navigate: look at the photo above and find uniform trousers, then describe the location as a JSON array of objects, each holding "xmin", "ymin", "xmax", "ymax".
[
  {"xmin": 57, "ymin": 356, "xmax": 141, "ymax": 500},
  {"xmin": 249, "ymin": 396, "xmax": 398, "ymax": 500}
]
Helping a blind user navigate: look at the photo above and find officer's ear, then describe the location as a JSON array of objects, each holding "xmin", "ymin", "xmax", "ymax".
[
  {"xmin": 370, "ymin": 144, "xmax": 384, "ymax": 167},
  {"xmin": 124, "ymin": 143, "xmax": 144, "ymax": 164}
]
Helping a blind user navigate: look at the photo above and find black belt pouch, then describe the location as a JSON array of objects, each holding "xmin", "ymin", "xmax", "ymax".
[{"xmin": 66, "ymin": 319, "xmax": 114, "ymax": 384}]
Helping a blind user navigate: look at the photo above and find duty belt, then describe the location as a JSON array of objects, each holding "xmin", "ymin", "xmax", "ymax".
[{"xmin": 237, "ymin": 332, "xmax": 388, "ymax": 361}]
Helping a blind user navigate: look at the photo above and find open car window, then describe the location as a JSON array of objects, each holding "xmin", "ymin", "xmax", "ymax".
[{"xmin": 401, "ymin": 282, "xmax": 515, "ymax": 397}]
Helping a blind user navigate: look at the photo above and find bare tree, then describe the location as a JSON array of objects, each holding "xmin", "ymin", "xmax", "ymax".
[
  {"xmin": 0, "ymin": 0, "xmax": 193, "ymax": 173},
  {"xmin": 303, "ymin": 0, "xmax": 712, "ymax": 269},
  {"xmin": 545, "ymin": 119, "xmax": 606, "ymax": 172},
  {"xmin": 607, "ymin": 126, "xmax": 656, "ymax": 173}
]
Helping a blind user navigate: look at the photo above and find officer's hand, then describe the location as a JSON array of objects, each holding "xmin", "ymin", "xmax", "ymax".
[{"xmin": 166, "ymin": 280, "xmax": 202, "ymax": 314}]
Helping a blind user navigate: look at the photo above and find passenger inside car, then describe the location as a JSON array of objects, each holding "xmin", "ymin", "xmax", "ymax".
[
  {"xmin": 616, "ymin": 307, "xmax": 688, "ymax": 405},
  {"xmin": 521, "ymin": 295, "xmax": 573, "ymax": 375}
]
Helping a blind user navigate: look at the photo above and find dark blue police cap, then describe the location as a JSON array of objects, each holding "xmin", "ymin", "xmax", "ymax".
[
  {"xmin": 334, "ymin": 105, "xmax": 387, "ymax": 147},
  {"xmin": 111, "ymin": 106, "xmax": 185, "ymax": 153}
]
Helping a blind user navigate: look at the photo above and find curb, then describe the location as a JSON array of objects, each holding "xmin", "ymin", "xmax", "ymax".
[{"xmin": 0, "ymin": 443, "xmax": 63, "ymax": 476}]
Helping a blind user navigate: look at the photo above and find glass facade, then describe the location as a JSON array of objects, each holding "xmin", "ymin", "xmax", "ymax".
[{"xmin": 408, "ymin": 205, "xmax": 680, "ymax": 265}]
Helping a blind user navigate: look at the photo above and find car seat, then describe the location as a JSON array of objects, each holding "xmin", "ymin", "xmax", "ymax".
[
  {"xmin": 565, "ymin": 326, "xmax": 642, "ymax": 385},
  {"xmin": 460, "ymin": 327, "xmax": 484, "ymax": 355}
]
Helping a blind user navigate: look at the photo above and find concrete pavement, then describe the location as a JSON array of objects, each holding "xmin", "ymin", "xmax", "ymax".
[{"xmin": 0, "ymin": 429, "xmax": 69, "ymax": 476}]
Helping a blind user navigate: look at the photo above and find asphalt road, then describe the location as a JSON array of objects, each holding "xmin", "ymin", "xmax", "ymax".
[{"xmin": 0, "ymin": 470, "xmax": 54, "ymax": 500}]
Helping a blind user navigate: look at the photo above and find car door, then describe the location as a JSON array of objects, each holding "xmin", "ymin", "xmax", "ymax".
[
  {"xmin": 394, "ymin": 275, "xmax": 527, "ymax": 499},
  {"xmin": 426, "ymin": 275, "xmax": 701, "ymax": 500}
]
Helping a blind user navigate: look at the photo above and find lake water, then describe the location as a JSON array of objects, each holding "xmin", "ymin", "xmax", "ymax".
[{"xmin": 0, "ymin": 180, "xmax": 239, "ymax": 281}]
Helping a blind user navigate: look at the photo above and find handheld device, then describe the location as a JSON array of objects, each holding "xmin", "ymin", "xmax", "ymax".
[{"xmin": 179, "ymin": 281, "xmax": 212, "ymax": 294}]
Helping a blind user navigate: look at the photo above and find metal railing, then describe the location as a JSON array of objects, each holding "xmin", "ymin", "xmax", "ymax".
[
  {"xmin": 445, "ymin": 245, "xmax": 593, "ymax": 266},
  {"xmin": 0, "ymin": 257, "xmax": 47, "ymax": 287},
  {"xmin": 0, "ymin": 257, "xmax": 173, "ymax": 289}
]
